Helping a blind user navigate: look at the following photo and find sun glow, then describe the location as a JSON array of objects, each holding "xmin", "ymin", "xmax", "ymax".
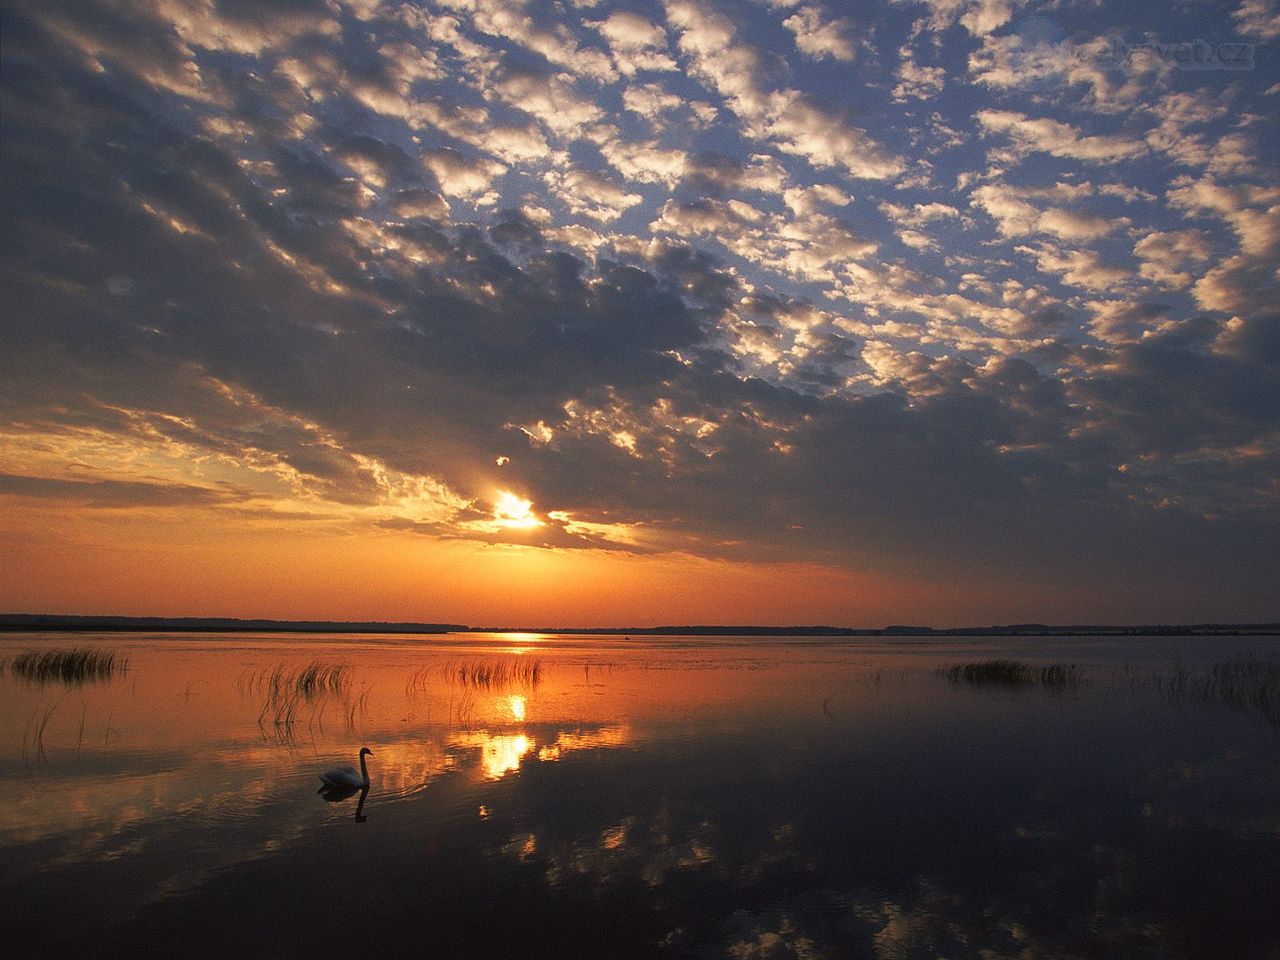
[{"xmin": 493, "ymin": 491, "xmax": 542, "ymax": 529}]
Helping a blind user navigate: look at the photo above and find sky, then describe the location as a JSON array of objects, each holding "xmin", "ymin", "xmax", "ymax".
[{"xmin": 1, "ymin": 0, "xmax": 1278, "ymax": 626}]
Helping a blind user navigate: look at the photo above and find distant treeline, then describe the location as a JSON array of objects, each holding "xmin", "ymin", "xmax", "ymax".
[
  {"xmin": 1, "ymin": 614, "xmax": 1277, "ymax": 636},
  {"xmin": 0, "ymin": 615, "xmax": 466, "ymax": 634},
  {"xmin": 475, "ymin": 623, "xmax": 1280, "ymax": 636}
]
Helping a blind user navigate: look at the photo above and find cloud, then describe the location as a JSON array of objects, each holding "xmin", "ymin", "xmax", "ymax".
[
  {"xmin": 587, "ymin": 10, "xmax": 678, "ymax": 74},
  {"xmin": 482, "ymin": 57, "xmax": 606, "ymax": 139},
  {"xmin": 1017, "ymin": 242, "xmax": 1132, "ymax": 291},
  {"xmin": 969, "ymin": 183, "xmax": 1121, "ymax": 242},
  {"xmin": 422, "ymin": 147, "xmax": 507, "ymax": 200},
  {"xmin": 781, "ymin": 6, "xmax": 859, "ymax": 62},
  {"xmin": 0, "ymin": 473, "xmax": 251, "ymax": 508},
  {"xmin": 968, "ymin": 28, "xmax": 1164, "ymax": 113},
  {"xmin": 1133, "ymin": 230, "xmax": 1213, "ymax": 290},
  {"xmin": 545, "ymin": 168, "xmax": 643, "ymax": 222},
  {"xmin": 437, "ymin": 0, "xmax": 617, "ymax": 82},
  {"xmin": 599, "ymin": 136, "xmax": 690, "ymax": 186},
  {"xmin": 894, "ymin": 46, "xmax": 945, "ymax": 100},
  {"xmin": 390, "ymin": 189, "xmax": 449, "ymax": 220},
  {"xmin": 1233, "ymin": 0, "xmax": 1280, "ymax": 39},
  {"xmin": 976, "ymin": 110, "xmax": 1148, "ymax": 162},
  {"xmin": 1, "ymin": 0, "xmax": 1277, "ymax": 618},
  {"xmin": 665, "ymin": 0, "xmax": 903, "ymax": 179}
]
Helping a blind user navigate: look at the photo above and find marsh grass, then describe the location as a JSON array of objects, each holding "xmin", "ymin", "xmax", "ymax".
[
  {"xmin": 941, "ymin": 656, "xmax": 1279, "ymax": 726},
  {"xmin": 240, "ymin": 660, "xmax": 351, "ymax": 699},
  {"xmin": 237, "ymin": 660, "xmax": 355, "ymax": 744},
  {"xmin": 1156, "ymin": 656, "xmax": 1280, "ymax": 727},
  {"xmin": 423, "ymin": 657, "xmax": 544, "ymax": 691},
  {"xmin": 942, "ymin": 659, "xmax": 1082, "ymax": 688},
  {"xmin": 6, "ymin": 647, "xmax": 129, "ymax": 685}
]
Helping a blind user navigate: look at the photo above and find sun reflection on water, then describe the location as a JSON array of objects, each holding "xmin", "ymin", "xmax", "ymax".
[
  {"xmin": 447, "ymin": 731, "xmax": 534, "ymax": 780},
  {"xmin": 508, "ymin": 694, "xmax": 527, "ymax": 722}
]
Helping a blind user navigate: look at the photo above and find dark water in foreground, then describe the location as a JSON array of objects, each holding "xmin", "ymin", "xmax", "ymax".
[{"xmin": 1, "ymin": 632, "xmax": 1277, "ymax": 959}]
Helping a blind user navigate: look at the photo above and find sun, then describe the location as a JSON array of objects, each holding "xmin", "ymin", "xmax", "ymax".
[{"xmin": 493, "ymin": 491, "xmax": 543, "ymax": 529}]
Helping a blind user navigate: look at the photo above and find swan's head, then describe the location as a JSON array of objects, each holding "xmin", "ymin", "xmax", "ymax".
[{"xmin": 360, "ymin": 747, "xmax": 373, "ymax": 757}]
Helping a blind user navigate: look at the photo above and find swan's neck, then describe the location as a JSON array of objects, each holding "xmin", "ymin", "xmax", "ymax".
[{"xmin": 358, "ymin": 752, "xmax": 369, "ymax": 784}]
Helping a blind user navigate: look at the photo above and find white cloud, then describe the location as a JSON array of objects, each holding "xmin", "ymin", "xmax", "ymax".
[
  {"xmin": 894, "ymin": 46, "xmax": 945, "ymax": 101},
  {"xmin": 784, "ymin": 184, "xmax": 850, "ymax": 216},
  {"xmin": 598, "ymin": 135, "xmax": 690, "ymax": 186},
  {"xmin": 970, "ymin": 182, "xmax": 1119, "ymax": 241},
  {"xmin": 653, "ymin": 199, "xmax": 876, "ymax": 284},
  {"xmin": 437, "ymin": 0, "xmax": 617, "ymax": 81},
  {"xmin": 959, "ymin": 0, "xmax": 1015, "ymax": 36},
  {"xmin": 1017, "ymin": 242, "xmax": 1131, "ymax": 291},
  {"xmin": 1167, "ymin": 175, "xmax": 1280, "ymax": 316},
  {"xmin": 1036, "ymin": 208, "xmax": 1117, "ymax": 242},
  {"xmin": 622, "ymin": 82, "xmax": 684, "ymax": 121},
  {"xmin": 1133, "ymin": 230, "xmax": 1212, "ymax": 290},
  {"xmin": 976, "ymin": 110, "xmax": 1147, "ymax": 163},
  {"xmin": 782, "ymin": 6, "xmax": 858, "ymax": 62},
  {"xmin": 879, "ymin": 200, "xmax": 961, "ymax": 249},
  {"xmin": 968, "ymin": 32, "xmax": 1164, "ymax": 113},
  {"xmin": 665, "ymin": 0, "xmax": 902, "ymax": 179},
  {"xmin": 545, "ymin": 168, "xmax": 643, "ymax": 222},
  {"xmin": 422, "ymin": 147, "xmax": 507, "ymax": 198},
  {"xmin": 587, "ymin": 11, "xmax": 678, "ymax": 75},
  {"xmin": 485, "ymin": 62, "xmax": 604, "ymax": 139}
]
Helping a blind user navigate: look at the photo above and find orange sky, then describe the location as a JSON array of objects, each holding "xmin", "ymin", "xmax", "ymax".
[{"xmin": 2, "ymin": 494, "xmax": 1127, "ymax": 627}]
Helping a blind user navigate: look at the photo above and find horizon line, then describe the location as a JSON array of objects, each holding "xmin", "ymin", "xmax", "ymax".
[{"xmin": 2, "ymin": 613, "xmax": 1278, "ymax": 637}]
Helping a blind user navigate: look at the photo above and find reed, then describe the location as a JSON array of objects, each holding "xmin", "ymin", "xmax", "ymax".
[
  {"xmin": 1157, "ymin": 656, "xmax": 1280, "ymax": 727},
  {"xmin": 242, "ymin": 660, "xmax": 354, "ymax": 744},
  {"xmin": 9, "ymin": 647, "xmax": 129, "ymax": 684},
  {"xmin": 20, "ymin": 700, "xmax": 59, "ymax": 766},
  {"xmin": 942, "ymin": 659, "xmax": 1081, "ymax": 687},
  {"xmin": 242, "ymin": 660, "xmax": 351, "ymax": 700},
  {"xmin": 439, "ymin": 657, "xmax": 544, "ymax": 690}
]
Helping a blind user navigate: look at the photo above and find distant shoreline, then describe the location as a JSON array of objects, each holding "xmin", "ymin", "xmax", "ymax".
[{"xmin": 1, "ymin": 614, "xmax": 1277, "ymax": 637}]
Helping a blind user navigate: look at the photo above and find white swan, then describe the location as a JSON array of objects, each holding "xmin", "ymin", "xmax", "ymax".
[{"xmin": 319, "ymin": 747, "xmax": 372, "ymax": 789}]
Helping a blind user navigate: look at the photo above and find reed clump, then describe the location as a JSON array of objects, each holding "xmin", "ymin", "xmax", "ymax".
[
  {"xmin": 1157, "ymin": 656, "xmax": 1280, "ymax": 727},
  {"xmin": 240, "ymin": 660, "xmax": 351, "ymax": 700},
  {"xmin": 943, "ymin": 659, "xmax": 1081, "ymax": 687},
  {"xmin": 238, "ymin": 660, "xmax": 354, "ymax": 744},
  {"xmin": 438, "ymin": 657, "xmax": 544, "ymax": 690},
  {"xmin": 8, "ymin": 647, "xmax": 129, "ymax": 685}
]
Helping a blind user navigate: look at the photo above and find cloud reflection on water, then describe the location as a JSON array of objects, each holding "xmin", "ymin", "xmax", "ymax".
[{"xmin": 1, "ymin": 633, "xmax": 1278, "ymax": 958}]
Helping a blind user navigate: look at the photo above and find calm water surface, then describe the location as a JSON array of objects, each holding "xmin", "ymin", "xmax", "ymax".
[{"xmin": 1, "ymin": 632, "xmax": 1277, "ymax": 959}]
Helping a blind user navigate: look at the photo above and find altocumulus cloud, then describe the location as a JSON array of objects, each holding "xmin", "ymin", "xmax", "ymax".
[{"xmin": 0, "ymin": 0, "xmax": 1277, "ymax": 614}]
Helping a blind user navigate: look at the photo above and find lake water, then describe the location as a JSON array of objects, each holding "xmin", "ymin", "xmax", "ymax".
[{"xmin": 1, "ymin": 632, "xmax": 1277, "ymax": 959}]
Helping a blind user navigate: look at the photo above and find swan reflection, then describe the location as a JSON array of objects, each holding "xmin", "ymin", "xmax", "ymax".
[{"xmin": 317, "ymin": 783, "xmax": 369, "ymax": 822}]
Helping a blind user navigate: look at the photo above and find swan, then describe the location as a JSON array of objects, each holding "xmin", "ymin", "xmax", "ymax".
[{"xmin": 319, "ymin": 747, "xmax": 373, "ymax": 789}]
